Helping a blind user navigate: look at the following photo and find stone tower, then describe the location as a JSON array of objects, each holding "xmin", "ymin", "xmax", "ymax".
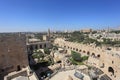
[{"xmin": 0, "ymin": 33, "xmax": 28, "ymax": 79}]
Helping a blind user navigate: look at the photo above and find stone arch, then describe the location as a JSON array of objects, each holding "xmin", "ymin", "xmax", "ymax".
[
  {"xmin": 97, "ymin": 54, "xmax": 100, "ymax": 58},
  {"xmin": 39, "ymin": 44, "xmax": 42, "ymax": 48},
  {"xmin": 68, "ymin": 46, "xmax": 69, "ymax": 49},
  {"xmin": 87, "ymin": 51, "xmax": 90, "ymax": 55},
  {"xmin": 79, "ymin": 50, "xmax": 81, "ymax": 52},
  {"xmin": 76, "ymin": 48, "xmax": 78, "ymax": 51},
  {"xmin": 83, "ymin": 50, "xmax": 86, "ymax": 53},
  {"xmin": 44, "ymin": 44, "xmax": 46, "ymax": 48},
  {"xmin": 17, "ymin": 65, "xmax": 21, "ymax": 71},
  {"xmin": 108, "ymin": 67, "xmax": 114, "ymax": 75},
  {"xmin": 73, "ymin": 48, "xmax": 75, "ymax": 50},
  {"xmin": 112, "ymin": 61, "xmax": 114, "ymax": 64},
  {"xmin": 92, "ymin": 53, "xmax": 95, "ymax": 57}
]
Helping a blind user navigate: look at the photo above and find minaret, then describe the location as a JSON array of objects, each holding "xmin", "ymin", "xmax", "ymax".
[
  {"xmin": 48, "ymin": 28, "xmax": 50, "ymax": 38},
  {"xmin": 108, "ymin": 26, "xmax": 109, "ymax": 33}
]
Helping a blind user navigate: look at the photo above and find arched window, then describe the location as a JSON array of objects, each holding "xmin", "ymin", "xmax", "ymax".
[
  {"xmin": 97, "ymin": 54, "xmax": 100, "ymax": 58},
  {"xmin": 112, "ymin": 61, "xmax": 114, "ymax": 64},
  {"xmin": 83, "ymin": 50, "xmax": 86, "ymax": 53},
  {"xmin": 40, "ymin": 45, "xmax": 42, "ymax": 48},
  {"xmin": 108, "ymin": 67, "xmax": 114, "ymax": 75},
  {"xmin": 17, "ymin": 65, "xmax": 21, "ymax": 71},
  {"xmin": 92, "ymin": 53, "xmax": 95, "ymax": 57},
  {"xmin": 87, "ymin": 51, "xmax": 90, "ymax": 55},
  {"xmin": 68, "ymin": 46, "xmax": 69, "ymax": 49},
  {"xmin": 76, "ymin": 48, "xmax": 78, "ymax": 51},
  {"xmin": 79, "ymin": 50, "xmax": 81, "ymax": 52}
]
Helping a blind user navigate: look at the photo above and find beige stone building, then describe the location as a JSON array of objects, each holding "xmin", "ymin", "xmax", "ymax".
[
  {"xmin": 80, "ymin": 29, "xmax": 92, "ymax": 33},
  {"xmin": 27, "ymin": 41, "xmax": 52, "ymax": 53},
  {"xmin": 54, "ymin": 38, "xmax": 120, "ymax": 80}
]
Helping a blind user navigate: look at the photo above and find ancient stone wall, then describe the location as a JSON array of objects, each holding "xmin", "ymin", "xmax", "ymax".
[
  {"xmin": 54, "ymin": 38, "xmax": 120, "ymax": 80},
  {"xmin": 0, "ymin": 33, "xmax": 28, "ymax": 78}
]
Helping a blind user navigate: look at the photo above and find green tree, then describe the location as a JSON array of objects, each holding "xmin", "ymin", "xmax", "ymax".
[
  {"xmin": 44, "ymin": 48, "xmax": 50, "ymax": 54},
  {"xmin": 81, "ymin": 56, "xmax": 89, "ymax": 61},
  {"xmin": 53, "ymin": 46, "xmax": 58, "ymax": 50},
  {"xmin": 71, "ymin": 51, "xmax": 82, "ymax": 61}
]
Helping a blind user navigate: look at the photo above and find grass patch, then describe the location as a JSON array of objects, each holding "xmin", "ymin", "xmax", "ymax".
[{"xmin": 69, "ymin": 58, "xmax": 84, "ymax": 65}]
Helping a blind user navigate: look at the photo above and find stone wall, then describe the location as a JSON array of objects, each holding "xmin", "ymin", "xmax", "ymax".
[
  {"xmin": 27, "ymin": 41, "xmax": 52, "ymax": 53},
  {"xmin": 0, "ymin": 33, "xmax": 28, "ymax": 79},
  {"xmin": 54, "ymin": 38, "xmax": 120, "ymax": 80}
]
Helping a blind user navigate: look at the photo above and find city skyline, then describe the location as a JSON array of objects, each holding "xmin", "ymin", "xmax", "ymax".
[{"xmin": 0, "ymin": 0, "xmax": 120, "ymax": 32}]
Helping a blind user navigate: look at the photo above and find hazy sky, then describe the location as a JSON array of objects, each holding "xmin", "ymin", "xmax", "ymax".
[{"xmin": 0, "ymin": 0, "xmax": 120, "ymax": 32}]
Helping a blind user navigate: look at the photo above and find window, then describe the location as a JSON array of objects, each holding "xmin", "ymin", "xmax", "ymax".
[
  {"xmin": 35, "ymin": 45, "xmax": 38, "ymax": 49},
  {"xmin": 83, "ymin": 50, "xmax": 86, "ymax": 53},
  {"xmin": 87, "ymin": 51, "xmax": 90, "ymax": 55},
  {"xmin": 79, "ymin": 50, "xmax": 81, "ymax": 52},
  {"xmin": 44, "ymin": 44, "xmax": 46, "ymax": 48},
  {"xmin": 76, "ymin": 48, "xmax": 78, "ymax": 51},
  {"xmin": 108, "ymin": 67, "xmax": 114, "ymax": 75},
  {"xmin": 112, "ymin": 61, "xmax": 114, "ymax": 64},
  {"xmin": 17, "ymin": 65, "xmax": 21, "ymax": 71},
  {"xmin": 97, "ymin": 54, "xmax": 100, "ymax": 58},
  {"xmin": 40, "ymin": 45, "xmax": 42, "ymax": 48}
]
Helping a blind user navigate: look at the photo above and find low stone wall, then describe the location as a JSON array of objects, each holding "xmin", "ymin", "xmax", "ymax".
[{"xmin": 4, "ymin": 70, "xmax": 27, "ymax": 80}]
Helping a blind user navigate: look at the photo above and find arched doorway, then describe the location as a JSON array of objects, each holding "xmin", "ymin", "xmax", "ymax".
[
  {"xmin": 73, "ymin": 48, "xmax": 75, "ymax": 50},
  {"xmin": 76, "ymin": 48, "xmax": 78, "ymax": 51},
  {"xmin": 97, "ymin": 54, "xmax": 100, "ymax": 58},
  {"xmin": 79, "ymin": 50, "xmax": 81, "ymax": 52},
  {"xmin": 40, "ymin": 45, "xmax": 42, "ymax": 48},
  {"xmin": 83, "ymin": 50, "xmax": 86, "ymax": 53},
  {"xmin": 87, "ymin": 51, "xmax": 90, "ymax": 55},
  {"xmin": 108, "ymin": 67, "xmax": 114, "ymax": 75},
  {"xmin": 68, "ymin": 46, "xmax": 69, "ymax": 49},
  {"xmin": 17, "ymin": 65, "xmax": 21, "ymax": 71},
  {"xmin": 92, "ymin": 53, "xmax": 95, "ymax": 57}
]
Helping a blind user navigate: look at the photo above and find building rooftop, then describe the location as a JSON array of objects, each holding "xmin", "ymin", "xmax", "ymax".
[
  {"xmin": 11, "ymin": 76, "xmax": 28, "ymax": 80},
  {"xmin": 50, "ymin": 70, "xmax": 90, "ymax": 80},
  {"xmin": 4, "ymin": 67, "xmax": 38, "ymax": 80}
]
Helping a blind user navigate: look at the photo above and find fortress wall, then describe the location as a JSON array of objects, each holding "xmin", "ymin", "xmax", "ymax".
[
  {"xmin": 54, "ymin": 38, "xmax": 120, "ymax": 80},
  {"xmin": 0, "ymin": 34, "xmax": 28, "ymax": 76}
]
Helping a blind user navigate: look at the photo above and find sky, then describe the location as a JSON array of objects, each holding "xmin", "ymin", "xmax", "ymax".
[{"xmin": 0, "ymin": 0, "xmax": 120, "ymax": 32}]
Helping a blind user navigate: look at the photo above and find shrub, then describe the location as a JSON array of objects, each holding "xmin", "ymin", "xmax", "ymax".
[
  {"xmin": 71, "ymin": 51, "xmax": 82, "ymax": 62},
  {"xmin": 81, "ymin": 56, "xmax": 89, "ymax": 61},
  {"xmin": 44, "ymin": 48, "xmax": 50, "ymax": 54}
]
